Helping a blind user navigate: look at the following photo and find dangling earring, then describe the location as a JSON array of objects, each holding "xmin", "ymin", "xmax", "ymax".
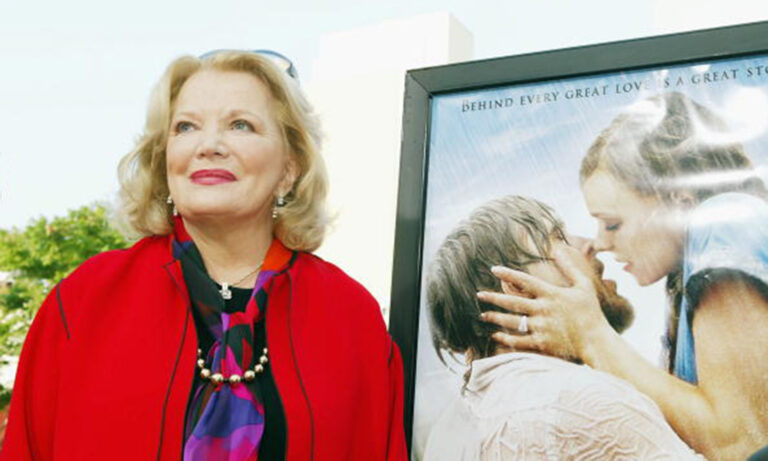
[
  {"xmin": 167, "ymin": 195, "xmax": 178, "ymax": 217},
  {"xmin": 272, "ymin": 196, "xmax": 286, "ymax": 219}
]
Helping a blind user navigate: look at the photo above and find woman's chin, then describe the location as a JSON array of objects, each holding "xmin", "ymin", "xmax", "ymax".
[
  {"xmin": 180, "ymin": 204, "xmax": 270, "ymax": 225},
  {"xmin": 633, "ymin": 272, "xmax": 666, "ymax": 287},
  {"xmin": 635, "ymin": 277, "xmax": 652, "ymax": 287},
  {"xmin": 180, "ymin": 207, "xmax": 249, "ymax": 222}
]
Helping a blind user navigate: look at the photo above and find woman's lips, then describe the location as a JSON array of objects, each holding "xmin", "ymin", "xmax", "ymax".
[{"xmin": 190, "ymin": 169, "xmax": 236, "ymax": 185}]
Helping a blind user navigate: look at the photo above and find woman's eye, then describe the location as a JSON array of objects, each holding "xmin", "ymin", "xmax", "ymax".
[
  {"xmin": 175, "ymin": 121, "xmax": 195, "ymax": 133},
  {"xmin": 232, "ymin": 120, "xmax": 254, "ymax": 131},
  {"xmin": 605, "ymin": 222, "xmax": 622, "ymax": 231}
]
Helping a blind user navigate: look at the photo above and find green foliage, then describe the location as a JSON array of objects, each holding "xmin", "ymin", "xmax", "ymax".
[
  {"xmin": 0, "ymin": 204, "xmax": 129, "ymax": 356},
  {"xmin": 0, "ymin": 383, "xmax": 11, "ymax": 408}
]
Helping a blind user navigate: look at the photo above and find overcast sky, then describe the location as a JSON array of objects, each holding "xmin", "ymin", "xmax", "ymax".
[{"xmin": 1, "ymin": 0, "xmax": 766, "ymax": 228}]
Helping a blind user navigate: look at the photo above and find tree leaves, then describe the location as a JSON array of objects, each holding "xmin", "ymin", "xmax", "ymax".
[{"xmin": 0, "ymin": 203, "xmax": 128, "ymax": 356}]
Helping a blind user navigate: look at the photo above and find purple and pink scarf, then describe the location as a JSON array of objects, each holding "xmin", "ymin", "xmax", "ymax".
[{"xmin": 172, "ymin": 219, "xmax": 292, "ymax": 460}]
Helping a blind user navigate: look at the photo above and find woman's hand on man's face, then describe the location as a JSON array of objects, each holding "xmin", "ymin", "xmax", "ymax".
[{"xmin": 477, "ymin": 243, "xmax": 612, "ymax": 363}]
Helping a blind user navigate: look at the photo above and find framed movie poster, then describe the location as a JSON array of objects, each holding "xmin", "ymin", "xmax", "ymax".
[{"xmin": 390, "ymin": 21, "xmax": 768, "ymax": 460}]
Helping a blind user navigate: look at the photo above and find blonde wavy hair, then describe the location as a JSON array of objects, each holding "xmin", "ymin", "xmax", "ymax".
[{"xmin": 116, "ymin": 51, "xmax": 329, "ymax": 251}]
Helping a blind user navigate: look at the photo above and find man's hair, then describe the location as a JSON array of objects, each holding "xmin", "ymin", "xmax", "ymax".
[{"xmin": 426, "ymin": 196, "xmax": 566, "ymax": 363}]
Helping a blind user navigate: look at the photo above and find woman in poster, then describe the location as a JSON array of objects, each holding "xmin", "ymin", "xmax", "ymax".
[{"xmin": 480, "ymin": 91, "xmax": 768, "ymax": 460}]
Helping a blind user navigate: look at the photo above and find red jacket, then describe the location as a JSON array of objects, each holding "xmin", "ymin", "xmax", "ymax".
[{"xmin": 2, "ymin": 235, "xmax": 407, "ymax": 460}]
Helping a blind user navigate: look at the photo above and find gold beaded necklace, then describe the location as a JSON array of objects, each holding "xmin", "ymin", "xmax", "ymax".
[
  {"xmin": 202, "ymin": 263, "xmax": 270, "ymax": 386},
  {"xmin": 197, "ymin": 347, "xmax": 269, "ymax": 386}
]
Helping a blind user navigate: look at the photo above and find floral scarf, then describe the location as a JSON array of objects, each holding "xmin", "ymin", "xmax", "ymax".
[{"xmin": 172, "ymin": 220, "xmax": 293, "ymax": 460}]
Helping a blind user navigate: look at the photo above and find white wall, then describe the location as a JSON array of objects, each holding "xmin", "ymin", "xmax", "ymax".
[{"xmin": 306, "ymin": 12, "xmax": 473, "ymax": 321}]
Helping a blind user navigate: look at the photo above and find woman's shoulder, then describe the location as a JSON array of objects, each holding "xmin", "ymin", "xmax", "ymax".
[
  {"xmin": 290, "ymin": 252, "xmax": 388, "ymax": 326},
  {"xmin": 691, "ymin": 192, "xmax": 768, "ymax": 226},
  {"xmin": 46, "ymin": 236, "xmax": 173, "ymax": 335},
  {"xmin": 685, "ymin": 192, "xmax": 768, "ymax": 293},
  {"xmin": 64, "ymin": 235, "xmax": 170, "ymax": 286},
  {"xmin": 292, "ymin": 252, "xmax": 376, "ymax": 302},
  {"xmin": 687, "ymin": 193, "xmax": 768, "ymax": 253}
]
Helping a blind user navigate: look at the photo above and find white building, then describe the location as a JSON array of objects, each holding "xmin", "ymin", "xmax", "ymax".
[{"xmin": 307, "ymin": 12, "xmax": 473, "ymax": 322}]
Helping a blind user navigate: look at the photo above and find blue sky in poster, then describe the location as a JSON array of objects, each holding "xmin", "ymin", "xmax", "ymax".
[{"xmin": 424, "ymin": 57, "xmax": 768, "ymax": 253}]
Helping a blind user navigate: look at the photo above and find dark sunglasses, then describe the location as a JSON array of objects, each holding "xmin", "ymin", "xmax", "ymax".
[{"xmin": 198, "ymin": 49, "xmax": 299, "ymax": 81}]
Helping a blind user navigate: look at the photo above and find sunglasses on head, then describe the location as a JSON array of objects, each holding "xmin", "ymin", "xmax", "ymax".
[{"xmin": 198, "ymin": 49, "xmax": 299, "ymax": 81}]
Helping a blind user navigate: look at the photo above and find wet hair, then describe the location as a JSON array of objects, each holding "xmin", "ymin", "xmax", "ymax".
[
  {"xmin": 426, "ymin": 196, "xmax": 567, "ymax": 364},
  {"xmin": 580, "ymin": 91, "xmax": 767, "ymax": 203}
]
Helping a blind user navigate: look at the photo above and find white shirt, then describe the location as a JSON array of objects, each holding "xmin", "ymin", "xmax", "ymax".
[{"xmin": 423, "ymin": 352, "xmax": 704, "ymax": 461}]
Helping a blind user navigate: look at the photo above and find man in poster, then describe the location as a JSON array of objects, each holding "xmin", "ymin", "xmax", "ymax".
[{"xmin": 423, "ymin": 195, "xmax": 702, "ymax": 460}]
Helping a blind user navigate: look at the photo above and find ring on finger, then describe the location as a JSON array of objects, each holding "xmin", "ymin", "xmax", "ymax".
[{"xmin": 517, "ymin": 314, "xmax": 529, "ymax": 334}]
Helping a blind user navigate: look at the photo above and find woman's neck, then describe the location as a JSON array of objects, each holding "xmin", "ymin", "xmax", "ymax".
[{"xmin": 182, "ymin": 217, "xmax": 273, "ymax": 287}]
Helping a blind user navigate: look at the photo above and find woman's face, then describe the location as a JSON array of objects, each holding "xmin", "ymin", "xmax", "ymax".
[
  {"xmin": 166, "ymin": 70, "xmax": 295, "ymax": 226},
  {"xmin": 581, "ymin": 169, "xmax": 684, "ymax": 286}
]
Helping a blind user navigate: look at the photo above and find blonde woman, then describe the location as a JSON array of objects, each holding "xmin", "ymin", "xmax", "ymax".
[{"xmin": 3, "ymin": 50, "xmax": 406, "ymax": 460}]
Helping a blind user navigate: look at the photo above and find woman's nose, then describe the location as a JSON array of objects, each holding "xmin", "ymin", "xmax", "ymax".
[
  {"xmin": 197, "ymin": 129, "xmax": 228, "ymax": 158},
  {"xmin": 592, "ymin": 229, "xmax": 612, "ymax": 252}
]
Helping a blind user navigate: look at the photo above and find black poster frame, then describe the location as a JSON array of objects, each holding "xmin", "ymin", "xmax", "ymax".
[{"xmin": 389, "ymin": 20, "xmax": 768, "ymax": 452}]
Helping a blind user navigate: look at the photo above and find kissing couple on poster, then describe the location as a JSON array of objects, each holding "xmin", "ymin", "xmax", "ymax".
[{"xmin": 427, "ymin": 92, "xmax": 768, "ymax": 461}]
